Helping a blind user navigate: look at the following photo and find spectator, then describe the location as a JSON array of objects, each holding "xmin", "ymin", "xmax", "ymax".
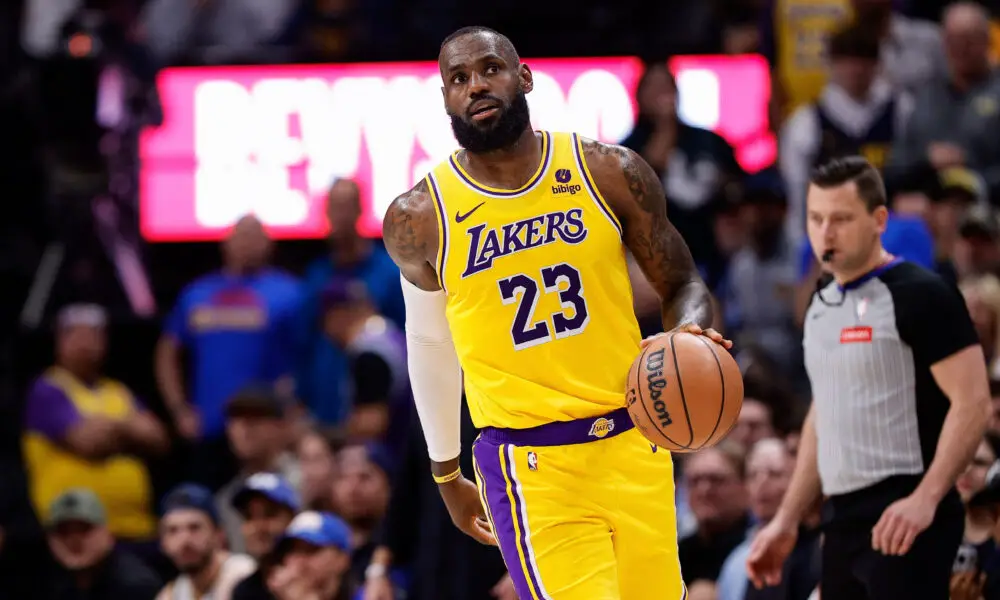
[
  {"xmin": 331, "ymin": 443, "xmax": 392, "ymax": 589},
  {"xmin": 677, "ymin": 441, "xmax": 752, "ymax": 586},
  {"xmin": 321, "ymin": 278, "xmax": 410, "ymax": 454},
  {"xmin": 231, "ymin": 473, "xmax": 301, "ymax": 600},
  {"xmin": 268, "ymin": 512, "xmax": 354, "ymax": 600},
  {"xmin": 298, "ymin": 427, "xmax": 343, "ymax": 512},
  {"xmin": 959, "ymin": 273, "xmax": 1000, "ymax": 375},
  {"xmin": 216, "ymin": 388, "xmax": 302, "ymax": 555},
  {"xmin": 717, "ymin": 439, "xmax": 820, "ymax": 600},
  {"xmin": 621, "ymin": 63, "xmax": 745, "ymax": 268},
  {"xmin": 850, "ymin": 0, "xmax": 946, "ymax": 93},
  {"xmin": 887, "ymin": 2, "xmax": 1000, "ymax": 200},
  {"xmin": 298, "ymin": 179, "xmax": 405, "ymax": 424},
  {"xmin": 780, "ymin": 23, "xmax": 913, "ymax": 242},
  {"xmin": 141, "ymin": 0, "xmax": 300, "ymax": 65},
  {"xmin": 717, "ymin": 184, "xmax": 802, "ymax": 377},
  {"xmin": 952, "ymin": 434, "xmax": 1000, "ymax": 599},
  {"xmin": 23, "ymin": 304, "xmax": 169, "ymax": 550},
  {"xmin": 42, "ymin": 489, "xmax": 162, "ymax": 600},
  {"xmin": 728, "ymin": 381, "xmax": 779, "ymax": 453},
  {"xmin": 361, "ymin": 401, "xmax": 507, "ymax": 600},
  {"xmin": 920, "ymin": 167, "xmax": 986, "ymax": 283},
  {"xmin": 956, "ymin": 206, "xmax": 1000, "ymax": 279},
  {"xmin": 158, "ymin": 484, "xmax": 256, "ymax": 600},
  {"xmin": 156, "ymin": 215, "xmax": 302, "ymax": 491}
]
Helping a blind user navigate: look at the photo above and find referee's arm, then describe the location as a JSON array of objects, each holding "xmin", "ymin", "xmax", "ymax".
[{"xmin": 873, "ymin": 277, "xmax": 991, "ymax": 556}]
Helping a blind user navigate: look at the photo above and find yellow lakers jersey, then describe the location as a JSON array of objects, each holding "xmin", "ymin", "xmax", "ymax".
[
  {"xmin": 775, "ymin": 0, "xmax": 852, "ymax": 116},
  {"xmin": 427, "ymin": 131, "xmax": 642, "ymax": 430}
]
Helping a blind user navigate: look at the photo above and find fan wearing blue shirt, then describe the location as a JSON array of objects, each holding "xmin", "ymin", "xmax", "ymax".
[
  {"xmin": 155, "ymin": 216, "xmax": 303, "ymax": 490},
  {"xmin": 297, "ymin": 179, "xmax": 405, "ymax": 424}
]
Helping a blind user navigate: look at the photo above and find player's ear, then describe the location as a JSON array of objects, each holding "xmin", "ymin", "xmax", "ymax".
[{"xmin": 519, "ymin": 63, "xmax": 533, "ymax": 94}]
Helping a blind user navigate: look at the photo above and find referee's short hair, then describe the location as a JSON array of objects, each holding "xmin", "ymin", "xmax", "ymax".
[{"xmin": 810, "ymin": 156, "xmax": 887, "ymax": 212}]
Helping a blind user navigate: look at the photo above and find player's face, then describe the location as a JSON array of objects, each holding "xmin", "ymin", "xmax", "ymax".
[
  {"xmin": 440, "ymin": 34, "xmax": 533, "ymax": 153},
  {"xmin": 806, "ymin": 181, "xmax": 887, "ymax": 276}
]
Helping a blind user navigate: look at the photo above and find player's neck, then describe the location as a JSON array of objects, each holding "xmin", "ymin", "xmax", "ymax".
[
  {"xmin": 461, "ymin": 128, "xmax": 540, "ymax": 188},
  {"xmin": 833, "ymin": 246, "xmax": 892, "ymax": 286}
]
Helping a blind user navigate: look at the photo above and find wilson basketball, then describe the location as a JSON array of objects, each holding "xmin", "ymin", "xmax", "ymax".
[{"xmin": 626, "ymin": 332, "xmax": 743, "ymax": 453}]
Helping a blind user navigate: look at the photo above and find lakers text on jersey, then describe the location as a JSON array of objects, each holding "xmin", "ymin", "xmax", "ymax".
[{"xmin": 426, "ymin": 131, "xmax": 643, "ymax": 430}]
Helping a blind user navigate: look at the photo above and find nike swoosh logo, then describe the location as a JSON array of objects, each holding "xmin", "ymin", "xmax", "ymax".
[{"xmin": 455, "ymin": 202, "xmax": 486, "ymax": 223}]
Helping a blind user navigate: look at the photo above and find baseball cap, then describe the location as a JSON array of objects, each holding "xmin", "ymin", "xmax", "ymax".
[
  {"xmin": 321, "ymin": 278, "xmax": 370, "ymax": 311},
  {"xmin": 46, "ymin": 488, "xmax": 107, "ymax": 529},
  {"xmin": 56, "ymin": 304, "xmax": 107, "ymax": 330},
  {"xmin": 232, "ymin": 472, "xmax": 301, "ymax": 514},
  {"xmin": 960, "ymin": 206, "xmax": 1000, "ymax": 241},
  {"xmin": 161, "ymin": 483, "xmax": 220, "ymax": 524},
  {"xmin": 937, "ymin": 167, "xmax": 985, "ymax": 204},
  {"xmin": 276, "ymin": 511, "xmax": 351, "ymax": 553},
  {"xmin": 225, "ymin": 385, "xmax": 290, "ymax": 419}
]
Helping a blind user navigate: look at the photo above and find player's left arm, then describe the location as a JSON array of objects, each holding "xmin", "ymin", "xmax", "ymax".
[
  {"xmin": 873, "ymin": 277, "xmax": 990, "ymax": 555},
  {"xmin": 580, "ymin": 138, "xmax": 719, "ymax": 335}
]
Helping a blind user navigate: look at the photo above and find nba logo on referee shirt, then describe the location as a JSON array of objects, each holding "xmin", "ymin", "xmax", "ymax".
[
  {"xmin": 856, "ymin": 298, "xmax": 869, "ymax": 321},
  {"xmin": 527, "ymin": 451, "xmax": 538, "ymax": 471}
]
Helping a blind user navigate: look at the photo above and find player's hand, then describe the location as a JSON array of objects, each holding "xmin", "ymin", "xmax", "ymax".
[
  {"xmin": 641, "ymin": 324, "xmax": 733, "ymax": 350},
  {"xmin": 491, "ymin": 573, "xmax": 518, "ymax": 600},
  {"xmin": 950, "ymin": 570, "xmax": 986, "ymax": 600},
  {"xmin": 746, "ymin": 515, "xmax": 798, "ymax": 589},
  {"xmin": 439, "ymin": 476, "xmax": 497, "ymax": 546},
  {"xmin": 871, "ymin": 492, "xmax": 936, "ymax": 556}
]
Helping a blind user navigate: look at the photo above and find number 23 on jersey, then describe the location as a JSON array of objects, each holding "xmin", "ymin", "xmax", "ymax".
[{"xmin": 498, "ymin": 263, "xmax": 590, "ymax": 350}]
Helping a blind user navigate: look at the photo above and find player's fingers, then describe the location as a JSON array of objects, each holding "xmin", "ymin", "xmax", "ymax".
[
  {"xmin": 870, "ymin": 511, "xmax": 892, "ymax": 551},
  {"xmin": 886, "ymin": 520, "xmax": 910, "ymax": 555},
  {"xmin": 472, "ymin": 520, "xmax": 498, "ymax": 545}
]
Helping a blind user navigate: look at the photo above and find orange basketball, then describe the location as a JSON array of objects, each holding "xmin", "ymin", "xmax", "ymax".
[{"xmin": 626, "ymin": 332, "xmax": 744, "ymax": 453}]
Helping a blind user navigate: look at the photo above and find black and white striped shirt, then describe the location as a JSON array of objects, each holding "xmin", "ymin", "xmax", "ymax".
[{"xmin": 803, "ymin": 260, "xmax": 978, "ymax": 496}]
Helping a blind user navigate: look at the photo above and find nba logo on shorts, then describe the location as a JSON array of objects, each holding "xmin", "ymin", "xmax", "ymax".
[
  {"xmin": 588, "ymin": 417, "xmax": 615, "ymax": 439},
  {"xmin": 527, "ymin": 451, "xmax": 538, "ymax": 471}
]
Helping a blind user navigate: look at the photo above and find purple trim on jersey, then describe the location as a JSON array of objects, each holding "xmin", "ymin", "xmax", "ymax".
[
  {"xmin": 478, "ymin": 407, "xmax": 634, "ymax": 447},
  {"xmin": 23, "ymin": 379, "xmax": 82, "ymax": 441},
  {"xmin": 571, "ymin": 133, "xmax": 623, "ymax": 238},
  {"xmin": 427, "ymin": 173, "xmax": 448, "ymax": 292},
  {"xmin": 473, "ymin": 439, "xmax": 546, "ymax": 600},
  {"xmin": 448, "ymin": 132, "xmax": 551, "ymax": 197}
]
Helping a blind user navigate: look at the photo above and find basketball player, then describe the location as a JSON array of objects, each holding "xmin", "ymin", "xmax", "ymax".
[{"xmin": 376, "ymin": 26, "xmax": 729, "ymax": 600}]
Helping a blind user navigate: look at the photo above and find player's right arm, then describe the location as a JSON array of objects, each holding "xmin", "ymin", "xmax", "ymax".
[
  {"xmin": 382, "ymin": 181, "xmax": 495, "ymax": 546},
  {"xmin": 746, "ymin": 403, "xmax": 821, "ymax": 588}
]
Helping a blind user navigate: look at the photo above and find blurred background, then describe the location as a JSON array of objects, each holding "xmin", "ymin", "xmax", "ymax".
[{"xmin": 6, "ymin": 0, "xmax": 1000, "ymax": 598}]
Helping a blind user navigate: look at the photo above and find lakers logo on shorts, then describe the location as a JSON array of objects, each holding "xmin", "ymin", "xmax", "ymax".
[{"xmin": 588, "ymin": 417, "xmax": 615, "ymax": 439}]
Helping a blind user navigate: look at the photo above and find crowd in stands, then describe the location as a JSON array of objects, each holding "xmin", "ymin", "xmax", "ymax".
[{"xmin": 6, "ymin": 0, "xmax": 1000, "ymax": 598}]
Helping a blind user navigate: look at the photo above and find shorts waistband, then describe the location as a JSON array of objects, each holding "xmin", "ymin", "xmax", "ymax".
[{"xmin": 478, "ymin": 407, "xmax": 634, "ymax": 447}]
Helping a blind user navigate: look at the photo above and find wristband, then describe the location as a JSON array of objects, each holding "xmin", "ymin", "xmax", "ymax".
[{"xmin": 432, "ymin": 468, "xmax": 462, "ymax": 484}]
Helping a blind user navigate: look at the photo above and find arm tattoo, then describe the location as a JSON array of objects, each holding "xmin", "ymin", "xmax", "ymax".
[
  {"xmin": 382, "ymin": 179, "xmax": 441, "ymax": 290},
  {"xmin": 581, "ymin": 139, "xmax": 713, "ymax": 329}
]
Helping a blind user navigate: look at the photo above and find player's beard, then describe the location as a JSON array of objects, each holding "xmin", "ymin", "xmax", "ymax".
[{"xmin": 450, "ymin": 90, "xmax": 531, "ymax": 154}]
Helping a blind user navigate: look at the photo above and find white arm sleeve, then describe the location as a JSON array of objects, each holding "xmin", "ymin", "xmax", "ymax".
[{"xmin": 400, "ymin": 275, "xmax": 463, "ymax": 462}]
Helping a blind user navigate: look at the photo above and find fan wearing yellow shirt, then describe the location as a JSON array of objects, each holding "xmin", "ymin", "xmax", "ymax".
[{"xmin": 379, "ymin": 26, "xmax": 732, "ymax": 600}]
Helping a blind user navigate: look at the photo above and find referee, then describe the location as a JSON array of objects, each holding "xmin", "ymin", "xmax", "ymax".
[{"xmin": 746, "ymin": 156, "xmax": 991, "ymax": 600}]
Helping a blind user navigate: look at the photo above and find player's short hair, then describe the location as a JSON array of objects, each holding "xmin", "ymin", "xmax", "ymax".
[
  {"xmin": 440, "ymin": 26, "xmax": 520, "ymax": 64},
  {"xmin": 810, "ymin": 155, "xmax": 886, "ymax": 211}
]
